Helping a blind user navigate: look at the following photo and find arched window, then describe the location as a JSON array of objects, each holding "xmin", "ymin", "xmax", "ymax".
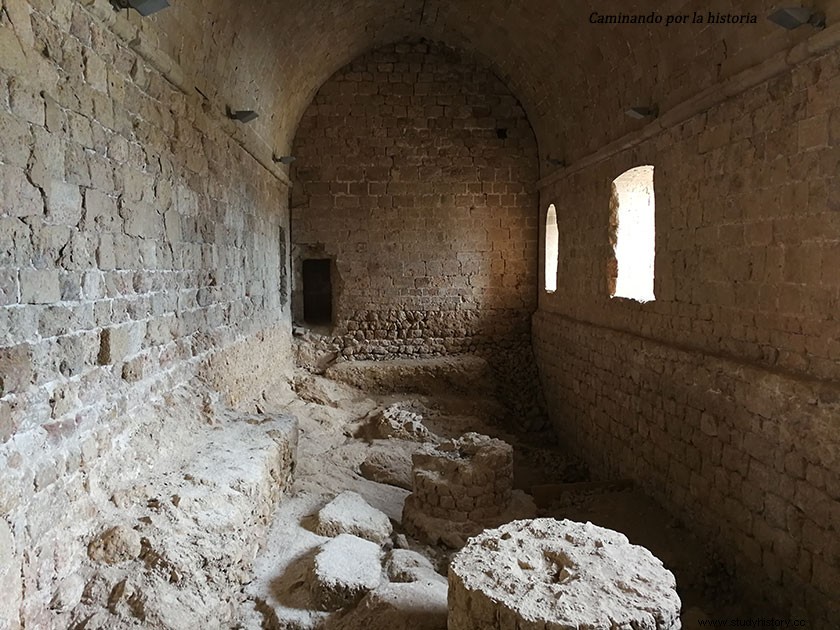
[
  {"xmin": 609, "ymin": 166, "xmax": 655, "ymax": 302},
  {"xmin": 545, "ymin": 204, "xmax": 558, "ymax": 292}
]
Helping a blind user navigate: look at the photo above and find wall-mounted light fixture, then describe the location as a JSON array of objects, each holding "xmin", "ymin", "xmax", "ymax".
[
  {"xmin": 767, "ymin": 7, "xmax": 825, "ymax": 29},
  {"xmin": 227, "ymin": 107, "xmax": 259, "ymax": 123},
  {"xmin": 110, "ymin": 0, "xmax": 170, "ymax": 16},
  {"xmin": 546, "ymin": 157, "xmax": 566, "ymax": 167},
  {"xmin": 624, "ymin": 106, "xmax": 659, "ymax": 120},
  {"xmin": 273, "ymin": 155, "xmax": 297, "ymax": 165}
]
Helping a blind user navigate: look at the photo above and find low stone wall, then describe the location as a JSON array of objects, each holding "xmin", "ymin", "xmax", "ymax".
[
  {"xmin": 403, "ymin": 433, "xmax": 535, "ymax": 547},
  {"xmin": 407, "ymin": 433, "xmax": 513, "ymax": 521},
  {"xmin": 0, "ymin": 383, "xmax": 298, "ymax": 629},
  {"xmin": 300, "ymin": 331, "xmax": 549, "ymax": 433}
]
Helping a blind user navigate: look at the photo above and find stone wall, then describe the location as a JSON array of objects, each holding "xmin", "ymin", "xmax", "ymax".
[
  {"xmin": 290, "ymin": 40, "xmax": 546, "ymax": 431},
  {"xmin": 0, "ymin": 1, "xmax": 292, "ymax": 626},
  {"xmin": 291, "ymin": 39, "xmax": 538, "ymax": 355},
  {"xmin": 534, "ymin": 45, "xmax": 840, "ymax": 621}
]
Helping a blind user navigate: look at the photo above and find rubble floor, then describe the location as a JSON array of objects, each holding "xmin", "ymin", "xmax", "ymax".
[{"xmin": 237, "ymin": 358, "xmax": 778, "ymax": 628}]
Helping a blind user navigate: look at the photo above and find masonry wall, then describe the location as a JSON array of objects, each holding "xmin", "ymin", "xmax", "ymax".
[
  {"xmin": 0, "ymin": 2, "xmax": 292, "ymax": 625},
  {"xmin": 291, "ymin": 40, "xmax": 539, "ymax": 357},
  {"xmin": 534, "ymin": 46, "xmax": 840, "ymax": 621}
]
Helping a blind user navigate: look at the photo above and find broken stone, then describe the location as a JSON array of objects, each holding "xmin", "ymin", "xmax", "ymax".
[
  {"xmin": 311, "ymin": 533, "xmax": 382, "ymax": 611},
  {"xmin": 385, "ymin": 549, "xmax": 444, "ymax": 584},
  {"xmin": 50, "ymin": 574, "xmax": 86, "ymax": 613},
  {"xmin": 330, "ymin": 580, "xmax": 448, "ymax": 630},
  {"xmin": 360, "ymin": 447, "xmax": 414, "ymax": 490},
  {"xmin": 315, "ymin": 490, "xmax": 393, "ymax": 544},
  {"xmin": 368, "ymin": 403, "xmax": 433, "ymax": 442},
  {"xmin": 88, "ymin": 525, "xmax": 142, "ymax": 565}
]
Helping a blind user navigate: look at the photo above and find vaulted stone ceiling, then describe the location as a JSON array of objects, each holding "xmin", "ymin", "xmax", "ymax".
[{"xmin": 145, "ymin": 0, "xmax": 833, "ymax": 169}]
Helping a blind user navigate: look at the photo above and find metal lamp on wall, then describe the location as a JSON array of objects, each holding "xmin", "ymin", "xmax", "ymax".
[{"xmin": 110, "ymin": 0, "xmax": 170, "ymax": 16}]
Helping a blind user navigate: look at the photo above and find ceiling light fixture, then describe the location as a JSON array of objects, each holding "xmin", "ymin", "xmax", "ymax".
[
  {"xmin": 767, "ymin": 7, "xmax": 825, "ymax": 29},
  {"xmin": 109, "ymin": 0, "xmax": 170, "ymax": 16},
  {"xmin": 227, "ymin": 107, "xmax": 259, "ymax": 123},
  {"xmin": 272, "ymin": 155, "xmax": 297, "ymax": 165},
  {"xmin": 624, "ymin": 106, "xmax": 658, "ymax": 120}
]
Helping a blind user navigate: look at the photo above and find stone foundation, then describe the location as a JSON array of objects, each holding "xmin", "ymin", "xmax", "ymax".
[
  {"xmin": 0, "ymin": 382, "xmax": 298, "ymax": 629},
  {"xmin": 402, "ymin": 433, "xmax": 535, "ymax": 547}
]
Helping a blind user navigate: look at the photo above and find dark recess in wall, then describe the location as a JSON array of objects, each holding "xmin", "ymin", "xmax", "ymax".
[{"xmin": 302, "ymin": 259, "xmax": 333, "ymax": 325}]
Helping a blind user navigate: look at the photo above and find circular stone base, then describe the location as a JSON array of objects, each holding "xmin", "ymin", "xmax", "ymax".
[{"xmin": 448, "ymin": 518, "xmax": 682, "ymax": 630}]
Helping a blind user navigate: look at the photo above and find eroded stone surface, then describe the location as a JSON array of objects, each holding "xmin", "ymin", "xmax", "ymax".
[
  {"xmin": 368, "ymin": 404, "xmax": 434, "ymax": 442},
  {"xmin": 60, "ymin": 389, "xmax": 299, "ymax": 629},
  {"xmin": 311, "ymin": 534, "xmax": 383, "ymax": 611},
  {"xmin": 360, "ymin": 446, "xmax": 415, "ymax": 491},
  {"xmin": 385, "ymin": 549, "xmax": 443, "ymax": 584},
  {"xmin": 0, "ymin": 519, "xmax": 22, "ymax": 629},
  {"xmin": 329, "ymin": 580, "xmax": 448, "ymax": 630},
  {"xmin": 87, "ymin": 525, "xmax": 142, "ymax": 565},
  {"xmin": 448, "ymin": 518, "xmax": 682, "ymax": 630}
]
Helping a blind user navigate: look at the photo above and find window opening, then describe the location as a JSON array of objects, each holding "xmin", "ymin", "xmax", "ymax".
[
  {"xmin": 609, "ymin": 166, "xmax": 655, "ymax": 302},
  {"xmin": 545, "ymin": 204, "xmax": 559, "ymax": 293}
]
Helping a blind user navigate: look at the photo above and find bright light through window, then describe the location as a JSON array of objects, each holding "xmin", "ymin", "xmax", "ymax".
[
  {"xmin": 545, "ymin": 204, "xmax": 558, "ymax": 292},
  {"xmin": 610, "ymin": 166, "xmax": 655, "ymax": 302}
]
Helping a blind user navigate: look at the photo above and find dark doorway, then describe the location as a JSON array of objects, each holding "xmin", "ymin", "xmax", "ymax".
[{"xmin": 302, "ymin": 259, "xmax": 333, "ymax": 325}]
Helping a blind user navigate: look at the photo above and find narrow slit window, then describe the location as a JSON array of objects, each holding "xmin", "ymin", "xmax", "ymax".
[
  {"xmin": 302, "ymin": 259, "xmax": 333, "ymax": 325},
  {"xmin": 545, "ymin": 204, "xmax": 558, "ymax": 292},
  {"xmin": 609, "ymin": 166, "xmax": 655, "ymax": 302}
]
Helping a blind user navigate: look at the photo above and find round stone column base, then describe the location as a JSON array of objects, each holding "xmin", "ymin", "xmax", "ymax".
[{"xmin": 448, "ymin": 518, "xmax": 682, "ymax": 630}]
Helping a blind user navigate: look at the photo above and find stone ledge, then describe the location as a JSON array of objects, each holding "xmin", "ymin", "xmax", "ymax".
[{"xmin": 0, "ymin": 383, "xmax": 298, "ymax": 629}]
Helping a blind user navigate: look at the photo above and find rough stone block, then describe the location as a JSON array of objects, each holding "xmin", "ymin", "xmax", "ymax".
[
  {"xmin": 0, "ymin": 164, "xmax": 44, "ymax": 218},
  {"xmin": 84, "ymin": 49, "xmax": 107, "ymax": 92},
  {"xmin": 385, "ymin": 549, "xmax": 443, "ymax": 584},
  {"xmin": 45, "ymin": 180, "xmax": 83, "ymax": 226},
  {"xmin": 0, "ymin": 519, "xmax": 22, "ymax": 630},
  {"xmin": 311, "ymin": 533, "xmax": 382, "ymax": 611},
  {"xmin": 0, "ymin": 400, "xmax": 15, "ymax": 444},
  {"xmin": 315, "ymin": 490, "xmax": 393, "ymax": 544},
  {"xmin": 123, "ymin": 200, "xmax": 162, "ymax": 239},
  {"xmin": 331, "ymin": 580, "xmax": 448, "ymax": 630},
  {"xmin": 29, "ymin": 127, "xmax": 66, "ymax": 187},
  {"xmin": 84, "ymin": 188, "xmax": 120, "ymax": 231},
  {"xmin": 0, "ymin": 270, "xmax": 18, "ymax": 305},
  {"xmin": 360, "ymin": 447, "xmax": 413, "ymax": 490},
  {"xmin": 0, "ymin": 344, "xmax": 33, "ymax": 396},
  {"xmin": 98, "ymin": 321, "xmax": 146, "ymax": 364},
  {"xmin": 19, "ymin": 269, "xmax": 61, "ymax": 304},
  {"xmin": 9, "ymin": 77, "xmax": 45, "ymax": 126},
  {"xmin": 88, "ymin": 525, "xmax": 141, "ymax": 564}
]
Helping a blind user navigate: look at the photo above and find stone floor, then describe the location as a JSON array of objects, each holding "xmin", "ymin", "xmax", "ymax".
[{"xmin": 235, "ymin": 356, "xmax": 770, "ymax": 628}]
